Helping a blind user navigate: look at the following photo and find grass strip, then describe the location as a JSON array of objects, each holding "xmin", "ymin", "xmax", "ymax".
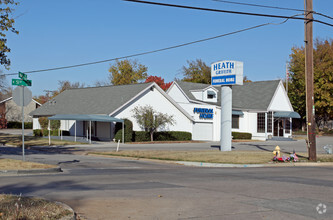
[
  {"xmin": 91, "ymin": 150, "xmax": 333, "ymax": 164},
  {"xmin": 91, "ymin": 150, "xmax": 274, "ymax": 164},
  {"xmin": 0, "ymin": 194, "xmax": 72, "ymax": 220},
  {"xmin": 0, "ymin": 159, "xmax": 56, "ymax": 170}
]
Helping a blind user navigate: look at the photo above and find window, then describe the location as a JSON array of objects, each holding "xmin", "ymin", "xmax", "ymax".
[
  {"xmin": 257, "ymin": 113, "xmax": 265, "ymax": 133},
  {"xmin": 285, "ymin": 119, "xmax": 290, "ymax": 134},
  {"xmin": 207, "ymin": 91, "xmax": 215, "ymax": 99},
  {"xmin": 267, "ymin": 112, "xmax": 272, "ymax": 132},
  {"xmin": 232, "ymin": 115, "xmax": 239, "ymax": 129}
]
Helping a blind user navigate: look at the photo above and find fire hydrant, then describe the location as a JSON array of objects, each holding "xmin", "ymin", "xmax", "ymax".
[{"xmin": 273, "ymin": 146, "xmax": 281, "ymax": 157}]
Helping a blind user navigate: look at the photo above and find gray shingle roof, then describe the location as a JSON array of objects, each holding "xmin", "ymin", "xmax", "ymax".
[
  {"xmin": 30, "ymin": 83, "xmax": 154, "ymax": 117},
  {"xmin": 176, "ymin": 80, "xmax": 281, "ymax": 110}
]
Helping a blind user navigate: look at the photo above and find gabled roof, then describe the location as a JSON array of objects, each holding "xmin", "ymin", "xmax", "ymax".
[
  {"xmin": 30, "ymin": 83, "xmax": 155, "ymax": 117},
  {"xmin": 29, "ymin": 82, "xmax": 193, "ymax": 121},
  {"xmin": 175, "ymin": 80, "xmax": 281, "ymax": 111}
]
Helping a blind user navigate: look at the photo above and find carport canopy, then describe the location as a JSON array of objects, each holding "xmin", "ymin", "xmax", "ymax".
[
  {"xmin": 273, "ymin": 111, "xmax": 301, "ymax": 119},
  {"xmin": 48, "ymin": 114, "xmax": 124, "ymax": 144}
]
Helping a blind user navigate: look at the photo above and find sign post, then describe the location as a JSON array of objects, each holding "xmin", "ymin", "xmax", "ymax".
[
  {"xmin": 211, "ymin": 61, "xmax": 243, "ymax": 151},
  {"xmin": 12, "ymin": 72, "xmax": 32, "ymax": 161}
]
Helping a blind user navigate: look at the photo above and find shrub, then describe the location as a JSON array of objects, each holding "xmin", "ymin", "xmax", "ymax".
[
  {"xmin": 33, "ymin": 129, "xmax": 43, "ymax": 136},
  {"xmin": 232, "ymin": 132, "xmax": 252, "ymax": 139},
  {"xmin": 51, "ymin": 129, "xmax": 59, "ymax": 136},
  {"xmin": 7, "ymin": 121, "xmax": 32, "ymax": 129},
  {"xmin": 155, "ymin": 131, "xmax": 192, "ymax": 141},
  {"xmin": 38, "ymin": 117, "xmax": 48, "ymax": 129},
  {"xmin": 133, "ymin": 131, "xmax": 192, "ymax": 142},
  {"xmin": 50, "ymin": 120, "xmax": 60, "ymax": 130},
  {"xmin": 114, "ymin": 119, "xmax": 134, "ymax": 142},
  {"xmin": 134, "ymin": 131, "xmax": 150, "ymax": 142}
]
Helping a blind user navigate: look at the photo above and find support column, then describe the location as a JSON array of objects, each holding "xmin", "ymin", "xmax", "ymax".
[
  {"xmin": 74, "ymin": 121, "xmax": 77, "ymax": 142},
  {"xmin": 220, "ymin": 86, "xmax": 232, "ymax": 151},
  {"xmin": 122, "ymin": 121, "xmax": 124, "ymax": 144},
  {"xmin": 48, "ymin": 120, "xmax": 51, "ymax": 146},
  {"xmin": 89, "ymin": 120, "xmax": 92, "ymax": 144},
  {"xmin": 290, "ymin": 117, "xmax": 293, "ymax": 137},
  {"xmin": 265, "ymin": 112, "xmax": 267, "ymax": 140}
]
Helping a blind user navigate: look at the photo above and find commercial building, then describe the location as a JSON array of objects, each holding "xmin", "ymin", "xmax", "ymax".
[
  {"xmin": 30, "ymin": 80, "xmax": 300, "ymax": 141},
  {"xmin": 167, "ymin": 80, "xmax": 300, "ymax": 141}
]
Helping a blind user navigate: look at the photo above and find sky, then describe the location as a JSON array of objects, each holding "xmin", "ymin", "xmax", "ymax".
[{"xmin": 2, "ymin": 0, "xmax": 333, "ymax": 96}]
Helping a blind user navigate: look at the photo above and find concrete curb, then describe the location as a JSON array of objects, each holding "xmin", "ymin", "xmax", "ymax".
[
  {"xmin": 176, "ymin": 161, "xmax": 333, "ymax": 168},
  {"xmin": 0, "ymin": 167, "xmax": 62, "ymax": 175}
]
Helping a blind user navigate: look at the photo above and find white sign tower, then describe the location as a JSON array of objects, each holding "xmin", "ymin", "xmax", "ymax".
[{"xmin": 211, "ymin": 60, "xmax": 243, "ymax": 151}]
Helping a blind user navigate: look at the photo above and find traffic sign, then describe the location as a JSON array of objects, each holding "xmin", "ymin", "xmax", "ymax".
[
  {"xmin": 18, "ymin": 72, "xmax": 27, "ymax": 81},
  {"xmin": 12, "ymin": 79, "xmax": 32, "ymax": 87},
  {"xmin": 13, "ymin": 86, "xmax": 32, "ymax": 106}
]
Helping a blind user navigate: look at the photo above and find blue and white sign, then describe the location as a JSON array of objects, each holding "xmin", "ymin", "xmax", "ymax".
[
  {"xmin": 193, "ymin": 107, "xmax": 214, "ymax": 119},
  {"xmin": 211, "ymin": 60, "xmax": 243, "ymax": 86}
]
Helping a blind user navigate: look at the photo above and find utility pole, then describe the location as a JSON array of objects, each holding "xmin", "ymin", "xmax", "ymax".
[{"xmin": 305, "ymin": 0, "xmax": 316, "ymax": 161}]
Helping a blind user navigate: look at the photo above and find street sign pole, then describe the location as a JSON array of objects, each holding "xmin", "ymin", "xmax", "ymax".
[
  {"xmin": 21, "ymin": 86, "xmax": 25, "ymax": 161},
  {"xmin": 12, "ymin": 72, "xmax": 32, "ymax": 161}
]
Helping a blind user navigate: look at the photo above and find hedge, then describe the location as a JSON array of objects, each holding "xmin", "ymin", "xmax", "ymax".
[
  {"xmin": 232, "ymin": 132, "xmax": 252, "ymax": 140},
  {"xmin": 33, "ymin": 129, "xmax": 70, "ymax": 137},
  {"xmin": 155, "ymin": 131, "xmax": 192, "ymax": 141},
  {"xmin": 134, "ymin": 131, "xmax": 192, "ymax": 142},
  {"xmin": 7, "ymin": 121, "xmax": 32, "ymax": 129},
  {"xmin": 134, "ymin": 131, "xmax": 150, "ymax": 142},
  {"xmin": 114, "ymin": 119, "xmax": 134, "ymax": 142}
]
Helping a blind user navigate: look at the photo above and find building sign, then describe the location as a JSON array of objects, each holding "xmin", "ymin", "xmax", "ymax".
[
  {"xmin": 193, "ymin": 107, "xmax": 214, "ymax": 119},
  {"xmin": 211, "ymin": 60, "xmax": 243, "ymax": 86}
]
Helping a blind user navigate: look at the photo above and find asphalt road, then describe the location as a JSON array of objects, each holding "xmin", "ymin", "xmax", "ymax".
[{"xmin": 0, "ymin": 145, "xmax": 332, "ymax": 220}]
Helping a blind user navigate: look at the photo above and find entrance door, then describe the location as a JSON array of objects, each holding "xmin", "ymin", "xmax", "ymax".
[{"xmin": 273, "ymin": 119, "xmax": 284, "ymax": 137}]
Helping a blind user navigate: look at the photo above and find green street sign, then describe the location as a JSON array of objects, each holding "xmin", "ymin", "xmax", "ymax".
[
  {"xmin": 12, "ymin": 79, "xmax": 32, "ymax": 86},
  {"xmin": 18, "ymin": 72, "xmax": 27, "ymax": 81}
]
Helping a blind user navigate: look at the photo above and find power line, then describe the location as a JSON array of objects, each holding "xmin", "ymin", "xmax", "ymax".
[
  {"xmin": 1, "ymin": 16, "xmax": 296, "ymax": 77},
  {"xmin": 314, "ymin": 12, "xmax": 333, "ymax": 21},
  {"xmin": 212, "ymin": 0, "xmax": 304, "ymax": 12},
  {"xmin": 123, "ymin": 0, "xmax": 333, "ymax": 27},
  {"xmin": 212, "ymin": 0, "xmax": 333, "ymax": 21}
]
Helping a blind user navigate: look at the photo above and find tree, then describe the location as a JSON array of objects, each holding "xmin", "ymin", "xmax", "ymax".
[
  {"xmin": 108, "ymin": 59, "xmax": 148, "ymax": 85},
  {"xmin": 145, "ymin": 75, "xmax": 172, "ymax": 91},
  {"xmin": 132, "ymin": 105, "xmax": 175, "ymax": 141},
  {"xmin": 181, "ymin": 59, "xmax": 211, "ymax": 84},
  {"xmin": 243, "ymin": 76, "xmax": 252, "ymax": 83},
  {"xmin": 0, "ymin": 0, "xmax": 19, "ymax": 69},
  {"xmin": 289, "ymin": 39, "xmax": 333, "ymax": 129},
  {"xmin": 34, "ymin": 80, "xmax": 85, "ymax": 104},
  {"xmin": 0, "ymin": 74, "xmax": 11, "ymax": 100}
]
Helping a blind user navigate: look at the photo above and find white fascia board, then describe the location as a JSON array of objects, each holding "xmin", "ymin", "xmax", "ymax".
[
  {"xmin": 0, "ymin": 97, "xmax": 12, "ymax": 104},
  {"xmin": 190, "ymin": 85, "xmax": 219, "ymax": 93},
  {"xmin": 109, "ymin": 82, "xmax": 194, "ymax": 121},
  {"xmin": 32, "ymin": 99, "xmax": 42, "ymax": 106},
  {"xmin": 267, "ymin": 80, "xmax": 294, "ymax": 112},
  {"xmin": 165, "ymin": 81, "xmax": 176, "ymax": 94}
]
